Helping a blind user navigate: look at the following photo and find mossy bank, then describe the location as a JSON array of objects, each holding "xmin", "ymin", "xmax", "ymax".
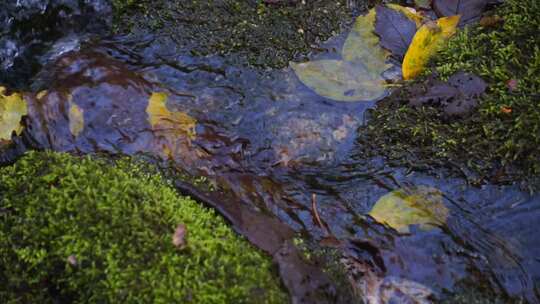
[
  {"xmin": 0, "ymin": 151, "xmax": 287, "ymax": 303},
  {"xmin": 359, "ymin": 0, "xmax": 540, "ymax": 190},
  {"xmin": 111, "ymin": 0, "xmax": 355, "ymax": 68}
]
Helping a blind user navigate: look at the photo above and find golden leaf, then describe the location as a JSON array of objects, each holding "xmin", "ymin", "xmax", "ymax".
[
  {"xmin": 0, "ymin": 88, "xmax": 28, "ymax": 141},
  {"xmin": 146, "ymin": 92, "xmax": 197, "ymax": 139},
  {"xmin": 368, "ymin": 186, "xmax": 449, "ymax": 233},
  {"xmin": 291, "ymin": 60, "xmax": 387, "ymax": 102},
  {"xmin": 402, "ymin": 15, "xmax": 460, "ymax": 80},
  {"xmin": 342, "ymin": 9, "xmax": 391, "ymax": 73},
  {"xmin": 68, "ymin": 97, "xmax": 84, "ymax": 137}
]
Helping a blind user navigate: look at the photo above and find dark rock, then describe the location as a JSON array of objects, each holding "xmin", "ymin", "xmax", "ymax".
[{"xmin": 0, "ymin": 0, "xmax": 112, "ymax": 89}]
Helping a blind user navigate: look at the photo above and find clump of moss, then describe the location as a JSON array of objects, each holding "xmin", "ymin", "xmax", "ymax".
[
  {"xmin": 111, "ymin": 0, "xmax": 354, "ymax": 68},
  {"xmin": 0, "ymin": 151, "xmax": 287, "ymax": 303},
  {"xmin": 359, "ymin": 0, "xmax": 540, "ymax": 190}
]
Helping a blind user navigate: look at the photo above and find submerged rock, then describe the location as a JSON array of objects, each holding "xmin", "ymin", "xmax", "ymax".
[{"xmin": 0, "ymin": 0, "xmax": 112, "ymax": 89}]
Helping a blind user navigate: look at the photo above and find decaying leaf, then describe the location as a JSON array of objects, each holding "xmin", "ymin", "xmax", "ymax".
[
  {"xmin": 0, "ymin": 87, "xmax": 28, "ymax": 141},
  {"xmin": 342, "ymin": 9, "xmax": 391, "ymax": 73},
  {"xmin": 402, "ymin": 15, "xmax": 460, "ymax": 80},
  {"xmin": 146, "ymin": 92, "xmax": 197, "ymax": 139},
  {"xmin": 291, "ymin": 60, "xmax": 387, "ymax": 102},
  {"xmin": 172, "ymin": 224, "xmax": 187, "ymax": 249},
  {"xmin": 368, "ymin": 186, "xmax": 449, "ymax": 233},
  {"xmin": 68, "ymin": 96, "xmax": 84, "ymax": 137},
  {"xmin": 433, "ymin": 0, "xmax": 489, "ymax": 25},
  {"xmin": 375, "ymin": 5, "xmax": 418, "ymax": 59}
]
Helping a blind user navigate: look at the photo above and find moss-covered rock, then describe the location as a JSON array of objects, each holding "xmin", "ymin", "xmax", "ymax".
[
  {"xmin": 111, "ymin": 0, "xmax": 354, "ymax": 68},
  {"xmin": 0, "ymin": 151, "xmax": 287, "ymax": 303},
  {"xmin": 359, "ymin": 0, "xmax": 540, "ymax": 189}
]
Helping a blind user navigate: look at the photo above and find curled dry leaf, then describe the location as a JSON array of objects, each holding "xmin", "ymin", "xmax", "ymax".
[
  {"xmin": 172, "ymin": 224, "xmax": 188, "ymax": 249},
  {"xmin": 402, "ymin": 15, "xmax": 460, "ymax": 80},
  {"xmin": 0, "ymin": 87, "xmax": 27, "ymax": 141},
  {"xmin": 368, "ymin": 186, "xmax": 449, "ymax": 233}
]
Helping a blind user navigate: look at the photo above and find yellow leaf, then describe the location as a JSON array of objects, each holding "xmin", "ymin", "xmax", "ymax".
[
  {"xmin": 342, "ymin": 9, "xmax": 391, "ymax": 73},
  {"xmin": 68, "ymin": 100, "xmax": 84, "ymax": 137},
  {"xmin": 0, "ymin": 88, "xmax": 28, "ymax": 141},
  {"xmin": 146, "ymin": 92, "xmax": 197, "ymax": 139},
  {"xmin": 387, "ymin": 4, "xmax": 425, "ymax": 28},
  {"xmin": 291, "ymin": 60, "xmax": 387, "ymax": 102},
  {"xmin": 368, "ymin": 186, "xmax": 449, "ymax": 233},
  {"xmin": 402, "ymin": 15, "xmax": 460, "ymax": 80}
]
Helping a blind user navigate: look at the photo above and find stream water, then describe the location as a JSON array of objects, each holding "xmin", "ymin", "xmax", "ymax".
[{"xmin": 1, "ymin": 1, "xmax": 539, "ymax": 303}]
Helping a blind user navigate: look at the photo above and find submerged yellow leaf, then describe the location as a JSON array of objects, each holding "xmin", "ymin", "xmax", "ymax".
[
  {"xmin": 291, "ymin": 60, "xmax": 387, "ymax": 102},
  {"xmin": 342, "ymin": 9, "xmax": 391, "ymax": 73},
  {"xmin": 368, "ymin": 186, "xmax": 449, "ymax": 233},
  {"xmin": 68, "ymin": 100, "xmax": 84, "ymax": 137},
  {"xmin": 0, "ymin": 88, "xmax": 28, "ymax": 141},
  {"xmin": 146, "ymin": 92, "xmax": 197, "ymax": 139},
  {"xmin": 402, "ymin": 15, "xmax": 460, "ymax": 80},
  {"xmin": 387, "ymin": 4, "xmax": 425, "ymax": 28}
]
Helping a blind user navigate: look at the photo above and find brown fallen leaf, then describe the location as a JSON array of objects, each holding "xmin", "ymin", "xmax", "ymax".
[
  {"xmin": 501, "ymin": 106, "xmax": 512, "ymax": 114},
  {"xmin": 67, "ymin": 255, "xmax": 78, "ymax": 267},
  {"xmin": 507, "ymin": 79, "xmax": 518, "ymax": 91},
  {"xmin": 479, "ymin": 15, "xmax": 503, "ymax": 27},
  {"xmin": 172, "ymin": 224, "xmax": 188, "ymax": 249}
]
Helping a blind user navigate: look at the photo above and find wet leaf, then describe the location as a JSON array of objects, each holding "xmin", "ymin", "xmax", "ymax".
[
  {"xmin": 68, "ymin": 96, "xmax": 84, "ymax": 137},
  {"xmin": 375, "ymin": 5, "xmax": 417, "ymax": 60},
  {"xmin": 342, "ymin": 9, "xmax": 391, "ymax": 73},
  {"xmin": 0, "ymin": 87, "xmax": 28, "ymax": 141},
  {"xmin": 291, "ymin": 60, "xmax": 386, "ymax": 102},
  {"xmin": 172, "ymin": 224, "xmax": 187, "ymax": 249},
  {"xmin": 146, "ymin": 92, "xmax": 197, "ymax": 139},
  {"xmin": 368, "ymin": 186, "xmax": 449, "ymax": 233},
  {"xmin": 402, "ymin": 15, "xmax": 460, "ymax": 80},
  {"xmin": 433, "ymin": 0, "xmax": 489, "ymax": 25}
]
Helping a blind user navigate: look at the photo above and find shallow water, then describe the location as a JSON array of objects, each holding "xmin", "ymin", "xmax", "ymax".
[{"xmin": 2, "ymin": 3, "xmax": 540, "ymax": 303}]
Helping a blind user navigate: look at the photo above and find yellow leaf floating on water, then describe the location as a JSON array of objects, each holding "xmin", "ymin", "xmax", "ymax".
[
  {"xmin": 0, "ymin": 87, "xmax": 28, "ymax": 141},
  {"xmin": 342, "ymin": 9, "xmax": 391, "ymax": 73},
  {"xmin": 292, "ymin": 8, "xmax": 391, "ymax": 102},
  {"xmin": 146, "ymin": 92, "xmax": 197, "ymax": 139},
  {"xmin": 368, "ymin": 186, "xmax": 449, "ymax": 233},
  {"xmin": 402, "ymin": 15, "xmax": 460, "ymax": 80},
  {"xmin": 67, "ymin": 95, "xmax": 84, "ymax": 137},
  {"xmin": 291, "ymin": 60, "xmax": 387, "ymax": 102}
]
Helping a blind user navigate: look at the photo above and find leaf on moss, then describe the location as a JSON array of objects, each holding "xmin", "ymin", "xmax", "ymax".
[
  {"xmin": 375, "ymin": 5, "xmax": 418, "ymax": 60},
  {"xmin": 433, "ymin": 0, "xmax": 488, "ymax": 25},
  {"xmin": 68, "ymin": 95, "xmax": 84, "ymax": 137},
  {"xmin": 172, "ymin": 224, "xmax": 187, "ymax": 249},
  {"xmin": 402, "ymin": 15, "xmax": 460, "ymax": 80},
  {"xmin": 368, "ymin": 186, "xmax": 449, "ymax": 233},
  {"xmin": 342, "ymin": 9, "xmax": 391, "ymax": 73},
  {"xmin": 0, "ymin": 87, "xmax": 28, "ymax": 141},
  {"xmin": 291, "ymin": 60, "xmax": 387, "ymax": 102}
]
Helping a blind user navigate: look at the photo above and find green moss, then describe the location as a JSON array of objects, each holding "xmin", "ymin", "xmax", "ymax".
[
  {"xmin": 359, "ymin": 0, "xmax": 540, "ymax": 190},
  {"xmin": 0, "ymin": 151, "xmax": 287, "ymax": 303},
  {"xmin": 111, "ymin": 0, "xmax": 355, "ymax": 68}
]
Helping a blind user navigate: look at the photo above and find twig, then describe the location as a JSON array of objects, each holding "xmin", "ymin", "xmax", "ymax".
[{"xmin": 311, "ymin": 193, "xmax": 325, "ymax": 233}]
